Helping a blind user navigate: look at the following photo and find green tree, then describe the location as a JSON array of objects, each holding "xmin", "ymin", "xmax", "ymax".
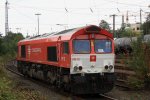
[
  {"xmin": 0, "ymin": 32, "xmax": 24, "ymax": 57},
  {"xmin": 117, "ymin": 28, "xmax": 137, "ymax": 38},
  {"xmin": 99, "ymin": 20, "xmax": 111, "ymax": 31},
  {"xmin": 142, "ymin": 13, "xmax": 150, "ymax": 35},
  {"xmin": 0, "ymin": 38, "xmax": 3, "ymax": 56}
]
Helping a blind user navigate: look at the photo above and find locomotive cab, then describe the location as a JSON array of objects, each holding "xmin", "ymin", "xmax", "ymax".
[
  {"xmin": 70, "ymin": 26, "xmax": 115, "ymax": 94},
  {"xmin": 71, "ymin": 36, "xmax": 114, "ymax": 74}
]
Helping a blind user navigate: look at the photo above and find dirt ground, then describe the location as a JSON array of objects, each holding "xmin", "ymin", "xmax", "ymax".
[
  {"xmin": 107, "ymin": 87, "xmax": 150, "ymax": 100},
  {"xmin": 6, "ymin": 70, "xmax": 150, "ymax": 100},
  {"xmin": 6, "ymin": 71, "xmax": 73, "ymax": 100}
]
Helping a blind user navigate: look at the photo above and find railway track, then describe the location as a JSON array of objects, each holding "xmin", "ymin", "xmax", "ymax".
[
  {"xmin": 114, "ymin": 57, "xmax": 136, "ymax": 90},
  {"xmin": 5, "ymin": 60, "xmax": 118, "ymax": 100},
  {"xmin": 115, "ymin": 79, "xmax": 131, "ymax": 89}
]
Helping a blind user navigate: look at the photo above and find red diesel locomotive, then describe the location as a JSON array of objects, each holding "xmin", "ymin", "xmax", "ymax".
[{"xmin": 17, "ymin": 25, "xmax": 115, "ymax": 94}]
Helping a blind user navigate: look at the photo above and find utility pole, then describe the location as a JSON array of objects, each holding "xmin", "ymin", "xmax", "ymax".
[
  {"xmin": 140, "ymin": 8, "xmax": 143, "ymax": 33},
  {"xmin": 126, "ymin": 11, "xmax": 129, "ymax": 25},
  {"xmin": 5, "ymin": 0, "xmax": 9, "ymax": 36},
  {"xmin": 122, "ymin": 14, "xmax": 125, "ymax": 28},
  {"xmin": 16, "ymin": 28, "xmax": 21, "ymax": 33},
  {"xmin": 35, "ymin": 13, "xmax": 41, "ymax": 35},
  {"xmin": 110, "ymin": 14, "xmax": 117, "ymax": 37}
]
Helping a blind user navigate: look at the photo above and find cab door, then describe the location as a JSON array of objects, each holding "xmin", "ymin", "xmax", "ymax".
[{"xmin": 60, "ymin": 42, "xmax": 70, "ymax": 68}]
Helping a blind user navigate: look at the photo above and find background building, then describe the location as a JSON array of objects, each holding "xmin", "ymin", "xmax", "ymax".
[{"xmin": 130, "ymin": 23, "xmax": 141, "ymax": 33}]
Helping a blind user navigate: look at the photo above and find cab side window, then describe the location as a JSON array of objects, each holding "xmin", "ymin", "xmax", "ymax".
[{"xmin": 63, "ymin": 42, "xmax": 69, "ymax": 54}]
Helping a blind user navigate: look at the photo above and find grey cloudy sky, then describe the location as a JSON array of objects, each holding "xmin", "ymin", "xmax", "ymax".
[{"xmin": 0, "ymin": 0, "xmax": 150, "ymax": 36}]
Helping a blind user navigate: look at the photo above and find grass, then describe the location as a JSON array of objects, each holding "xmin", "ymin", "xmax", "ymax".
[
  {"xmin": 0, "ymin": 59, "xmax": 17, "ymax": 100},
  {"xmin": 0, "ymin": 57, "xmax": 47, "ymax": 100}
]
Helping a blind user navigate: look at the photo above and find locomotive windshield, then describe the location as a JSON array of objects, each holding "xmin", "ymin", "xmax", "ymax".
[
  {"xmin": 95, "ymin": 40, "xmax": 112, "ymax": 53},
  {"xmin": 73, "ymin": 40, "xmax": 90, "ymax": 53}
]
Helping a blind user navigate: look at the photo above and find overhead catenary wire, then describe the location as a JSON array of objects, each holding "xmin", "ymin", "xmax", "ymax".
[
  {"xmin": 9, "ymin": 5, "xmax": 148, "ymax": 23},
  {"xmin": 104, "ymin": 0, "xmax": 148, "ymax": 7},
  {"xmin": 10, "ymin": 3, "xmax": 148, "ymax": 19},
  {"xmin": 2, "ymin": 0, "xmax": 150, "ymax": 36},
  {"xmin": 10, "ymin": 2, "xmax": 149, "ymax": 13},
  {"xmin": 10, "ymin": 7, "xmax": 36, "ymax": 22}
]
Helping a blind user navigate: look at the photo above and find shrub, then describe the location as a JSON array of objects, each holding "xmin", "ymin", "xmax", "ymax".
[{"xmin": 128, "ymin": 37, "xmax": 150, "ymax": 89}]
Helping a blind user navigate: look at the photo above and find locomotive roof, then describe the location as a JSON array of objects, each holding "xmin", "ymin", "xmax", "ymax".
[
  {"xmin": 18, "ymin": 25, "xmax": 113, "ymax": 44},
  {"xmin": 20, "ymin": 27, "xmax": 80, "ymax": 42},
  {"xmin": 54, "ymin": 28, "xmax": 76, "ymax": 35}
]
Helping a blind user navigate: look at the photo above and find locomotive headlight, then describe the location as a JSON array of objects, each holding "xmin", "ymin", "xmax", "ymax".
[
  {"xmin": 105, "ymin": 65, "xmax": 109, "ymax": 70},
  {"xmin": 109, "ymin": 65, "xmax": 113, "ymax": 70},
  {"xmin": 79, "ymin": 66, "xmax": 82, "ymax": 71},
  {"xmin": 74, "ymin": 66, "xmax": 78, "ymax": 71}
]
